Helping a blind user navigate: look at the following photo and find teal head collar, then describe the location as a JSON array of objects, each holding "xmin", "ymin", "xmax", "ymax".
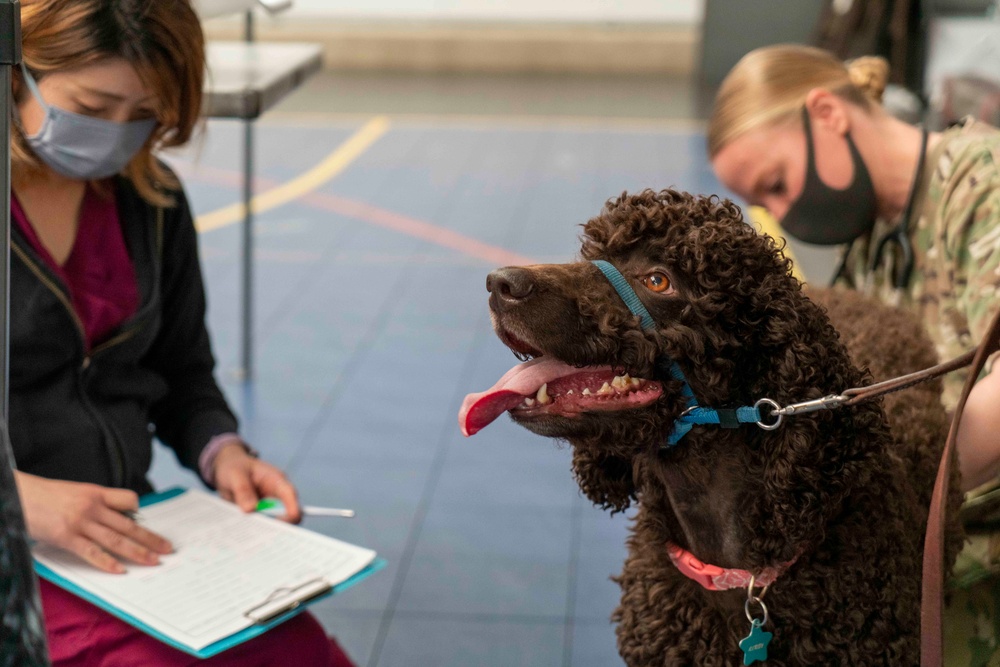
[{"xmin": 590, "ymin": 260, "xmax": 765, "ymax": 446}]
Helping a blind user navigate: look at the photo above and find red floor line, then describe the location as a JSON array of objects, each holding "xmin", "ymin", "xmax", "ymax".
[{"xmin": 174, "ymin": 161, "xmax": 537, "ymax": 267}]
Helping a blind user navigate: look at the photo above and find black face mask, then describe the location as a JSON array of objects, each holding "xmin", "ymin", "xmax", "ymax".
[{"xmin": 780, "ymin": 108, "xmax": 878, "ymax": 246}]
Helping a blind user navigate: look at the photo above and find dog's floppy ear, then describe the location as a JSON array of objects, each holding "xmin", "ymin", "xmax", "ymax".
[{"xmin": 571, "ymin": 447, "xmax": 636, "ymax": 513}]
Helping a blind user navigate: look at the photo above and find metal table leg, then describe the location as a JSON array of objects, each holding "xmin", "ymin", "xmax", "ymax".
[
  {"xmin": 240, "ymin": 118, "xmax": 254, "ymax": 381},
  {"xmin": 239, "ymin": 10, "xmax": 255, "ymax": 381}
]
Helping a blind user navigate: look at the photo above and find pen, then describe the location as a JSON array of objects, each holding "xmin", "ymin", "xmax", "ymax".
[
  {"xmin": 301, "ymin": 506, "xmax": 356, "ymax": 518},
  {"xmin": 256, "ymin": 498, "xmax": 355, "ymax": 518}
]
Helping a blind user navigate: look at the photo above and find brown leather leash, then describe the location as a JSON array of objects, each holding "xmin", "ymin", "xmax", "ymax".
[
  {"xmin": 754, "ymin": 309, "xmax": 1000, "ymax": 666},
  {"xmin": 760, "ymin": 349, "xmax": 977, "ymax": 425},
  {"xmin": 919, "ymin": 308, "xmax": 1000, "ymax": 666},
  {"xmin": 840, "ymin": 348, "xmax": 976, "ymax": 407}
]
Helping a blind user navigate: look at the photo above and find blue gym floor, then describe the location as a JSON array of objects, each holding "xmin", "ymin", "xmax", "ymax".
[{"xmin": 147, "ymin": 114, "xmax": 732, "ymax": 666}]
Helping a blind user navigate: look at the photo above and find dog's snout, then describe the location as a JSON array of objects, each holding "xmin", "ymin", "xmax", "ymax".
[{"xmin": 487, "ymin": 267, "xmax": 535, "ymax": 305}]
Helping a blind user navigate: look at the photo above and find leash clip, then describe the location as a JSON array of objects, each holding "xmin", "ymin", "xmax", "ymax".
[
  {"xmin": 774, "ymin": 394, "xmax": 848, "ymax": 416},
  {"xmin": 753, "ymin": 394, "xmax": 848, "ymax": 431}
]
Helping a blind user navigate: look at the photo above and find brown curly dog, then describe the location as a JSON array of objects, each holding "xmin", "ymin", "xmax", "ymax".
[{"xmin": 460, "ymin": 189, "xmax": 963, "ymax": 666}]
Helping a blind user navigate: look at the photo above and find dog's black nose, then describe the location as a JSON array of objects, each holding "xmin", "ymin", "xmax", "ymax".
[{"xmin": 487, "ymin": 267, "xmax": 535, "ymax": 304}]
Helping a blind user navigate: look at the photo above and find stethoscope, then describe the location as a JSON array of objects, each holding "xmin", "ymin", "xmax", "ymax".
[{"xmin": 831, "ymin": 127, "xmax": 929, "ymax": 291}]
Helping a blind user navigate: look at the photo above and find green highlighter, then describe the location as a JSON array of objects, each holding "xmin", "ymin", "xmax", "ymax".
[{"xmin": 255, "ymin": 498, "xmax": 356, "ymax": 518}]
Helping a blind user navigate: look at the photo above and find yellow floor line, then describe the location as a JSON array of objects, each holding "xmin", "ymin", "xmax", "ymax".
[
  {"xmin": 260, "ymin": 110, "xmax": 705, "ymax": 134},
  {"xmin": 195, "ymin": 115, "xmax": 391, "ymax": 233},
  {"xmin": 749, "ymin": 206, "xmax": 805, "ymax": 283}
]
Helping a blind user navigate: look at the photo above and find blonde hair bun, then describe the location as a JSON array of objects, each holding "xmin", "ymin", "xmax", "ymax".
[{"xmin": 846, "ymin": 56, "xmax": 889, "ymax": 103}]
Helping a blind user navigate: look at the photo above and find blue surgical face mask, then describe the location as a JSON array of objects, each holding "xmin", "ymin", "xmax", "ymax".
[{"xmin": 19, "ymin": 66, "xmax": 157, "ymax": 180}]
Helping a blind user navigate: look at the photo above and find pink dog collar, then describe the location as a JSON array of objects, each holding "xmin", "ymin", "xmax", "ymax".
[{"xmin": 667, "ymin": 542, "xmax": 796, "ymax": 591}]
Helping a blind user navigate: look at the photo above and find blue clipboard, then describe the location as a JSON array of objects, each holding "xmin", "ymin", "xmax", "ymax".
[{"xmin": 33, "ymin": 487, "xmax": 386, "ymax": 659}]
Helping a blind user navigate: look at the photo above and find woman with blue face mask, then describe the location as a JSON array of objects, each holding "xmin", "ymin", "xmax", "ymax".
[
  {"xmin": 709, "ymin": 44, "xmax": 1000, "ymax": 667},
  {"xmin": 10, "ymin": 1, "xmax": 355, "ymax": 664}
]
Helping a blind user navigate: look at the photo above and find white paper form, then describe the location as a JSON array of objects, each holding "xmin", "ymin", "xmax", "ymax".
[{"xmin": 33, "ymin": 490, "xmax": 376, "ymax": 651}]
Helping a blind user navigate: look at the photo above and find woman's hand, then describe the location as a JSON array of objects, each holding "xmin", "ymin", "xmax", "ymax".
[
  {"xmin": 15, "ymin": 472, "xmax": 173, "ymax": 574},
  {"xmin": 213, "ymin": 442, "xmax": 302, "ymax": 523}
]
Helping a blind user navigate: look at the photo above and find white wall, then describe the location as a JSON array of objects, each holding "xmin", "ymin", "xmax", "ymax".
[
  {"xmin": 925, "ymin": 17, "xmax": 1000, "ymax": 103},
  {"xmin": 284, "ymin": 0, "xmax": 705, "ymax": 24}
]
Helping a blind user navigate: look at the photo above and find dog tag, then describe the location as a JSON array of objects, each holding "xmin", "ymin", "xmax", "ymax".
[{"xmin": 739, "ymin": 619, "xmax": 772, "ymax": 665}]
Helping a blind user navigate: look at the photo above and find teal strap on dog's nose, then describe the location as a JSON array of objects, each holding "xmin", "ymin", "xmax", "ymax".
[
  {"xmin": 591, "ymin": 260, "xmax": 656, "ymax": 331},
  {"xmin": 590, "ymin": 258, "xmax": 766, "ymax": 448}
]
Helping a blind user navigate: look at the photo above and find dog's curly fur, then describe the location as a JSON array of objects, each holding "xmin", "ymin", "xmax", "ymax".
[{"xmin": 485, "ymin": 189, "xmax": 963, "ymax": 665}]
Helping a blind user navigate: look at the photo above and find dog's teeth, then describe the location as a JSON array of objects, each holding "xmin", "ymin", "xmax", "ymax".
[
  {"xmin": 567, "ymin": 389, "xmax": 574, "ymax": 395},
  {"xmin": 524, "ymin": 397, "xmax": 536, "ymax": 407},
  {"xmin": 582, "ymin": 388, "xmax": 592, "ymax": 396},
  {"xmin": 611, "ymin": 375, "xmax": 628, "ymax": 390},
  {"xmin": 536, "ymin": 383, "xmax": 551, "ymax": 405},
  {"xmin": 597, "ymin": 382, "xmax": 613, "ymax": 395},
  {"xmin": 630, "ymin": 377, "xmax": 642, "ymax": 388}
]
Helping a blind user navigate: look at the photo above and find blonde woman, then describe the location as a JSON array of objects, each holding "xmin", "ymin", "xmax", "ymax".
[
  {"xmin": 710, "ymin": 44, "xmax": 1000, "ymax": 666},
  {"xmin": 10, "ymin": 1, "xmax": 354, "ymax": 664}
]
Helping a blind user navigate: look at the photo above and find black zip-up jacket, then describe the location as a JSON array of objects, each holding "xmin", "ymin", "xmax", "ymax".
[{"xmin": 9, "ymin": 175, "xmax": 238, "ymax": 495}]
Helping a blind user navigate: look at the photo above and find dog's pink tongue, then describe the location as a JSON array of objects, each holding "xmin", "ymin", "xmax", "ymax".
[
  {"xmin": 459, "ymin": 390, "xmax": 526, "ymax": 437},
  {"xmin": 459, "ymin": 357, "xmax": 611, "ymax": 436}
]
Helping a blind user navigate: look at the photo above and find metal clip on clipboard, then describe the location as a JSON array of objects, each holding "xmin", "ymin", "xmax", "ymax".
[{"xmin": 242, "ymin": 577, "xmax": 333, "ymax": 624}]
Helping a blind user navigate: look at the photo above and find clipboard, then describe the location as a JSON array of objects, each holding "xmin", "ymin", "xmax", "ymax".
[{"xmin": 34, "ymin": 487, "xmax": 387, "ymax": 659}]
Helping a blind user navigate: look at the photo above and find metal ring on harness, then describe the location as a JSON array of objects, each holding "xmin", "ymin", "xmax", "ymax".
[{"xmin": 754, "ymin": 398, "xmax": 782, "ymax": 431}]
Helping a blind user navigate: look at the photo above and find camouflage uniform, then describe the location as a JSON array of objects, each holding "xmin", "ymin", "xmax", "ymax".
[{"xmin": 838, "ymin": 118, "xmax": 1000, "ymax": 666}]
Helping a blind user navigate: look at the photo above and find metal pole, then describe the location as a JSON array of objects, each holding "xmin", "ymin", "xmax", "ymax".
[
  {"xmin": 239, "ymin": 9, "xmax": 255, "ymax": 381},
  {"xmin": 0, "ymin": 1, "xmax": 51, "ymax": 663},
  {"xmin": 0, "ymin": 0, "xmax": 12, "ymax": 421}
]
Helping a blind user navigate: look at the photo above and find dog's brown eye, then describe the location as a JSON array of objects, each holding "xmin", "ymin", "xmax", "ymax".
[{"xmin": 642, "ymin": 272, "xmax": 671, "ymax": 293}]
